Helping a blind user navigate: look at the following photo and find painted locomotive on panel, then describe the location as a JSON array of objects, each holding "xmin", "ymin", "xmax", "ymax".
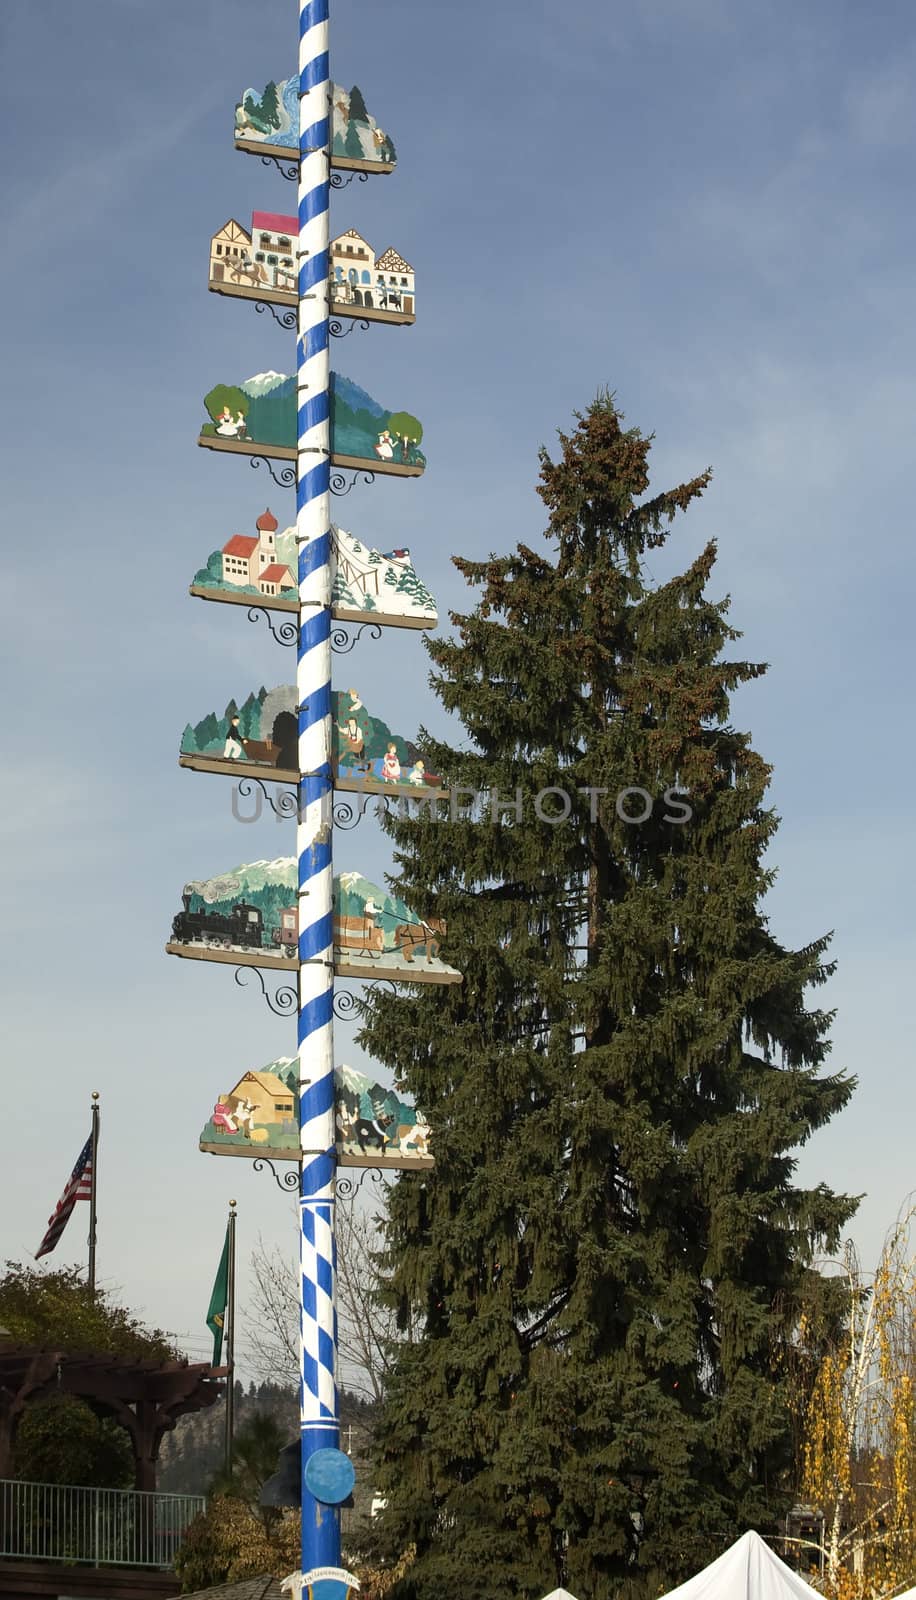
[
  {"xmin": 167, "ymin": 862, "xmax": 461, "ymax": 982},
  {"xmin": 171, "ymin": 892, "xmax": 297, "ymax": 957}
]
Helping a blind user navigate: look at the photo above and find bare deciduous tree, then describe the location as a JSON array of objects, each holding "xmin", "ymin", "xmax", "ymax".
[{"xmin": 245, "ymin": 1193, "xmax": 412, "ymax": 1404}]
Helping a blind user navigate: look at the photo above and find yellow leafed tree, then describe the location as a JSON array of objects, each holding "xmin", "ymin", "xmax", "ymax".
[{"xmin": 799, "ymin": 1206, "xmax": 916, "ymax": 1600}]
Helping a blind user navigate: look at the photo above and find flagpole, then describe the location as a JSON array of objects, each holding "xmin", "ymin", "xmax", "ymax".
[
  {"xmin": 225, "ymin": 1200, "xmax": 237, "ymax": 1476},
  {"xmin": 88, "ymin": 1092, "xmax": 100, "ymax": 1297}
]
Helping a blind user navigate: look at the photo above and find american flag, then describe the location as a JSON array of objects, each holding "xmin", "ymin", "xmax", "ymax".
[{"xmin": 35, "ymin": 1135, "xmax": 94, "ymax": 1259}]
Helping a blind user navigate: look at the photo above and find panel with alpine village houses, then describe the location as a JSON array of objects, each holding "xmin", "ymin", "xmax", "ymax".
[{"xmin": 210, "ymin": 215, "xmax": 415, "ymax": 323}]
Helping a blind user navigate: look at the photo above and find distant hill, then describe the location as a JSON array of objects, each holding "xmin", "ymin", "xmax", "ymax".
[{"xmin": 158, "ymin": 1381, "xmax": 377, "ymax": 1524}]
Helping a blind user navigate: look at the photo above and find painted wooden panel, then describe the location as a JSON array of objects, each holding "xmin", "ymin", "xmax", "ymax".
[
  {"xmin": 189, "ymin": 518, "xmax": 438, "ymax": 629},
  {"xmin": 335, "ymin": 1063, "xmax": 433, "ymax": 1167},
  {"xmin": 179, "ymin": 684, "xmax": 445, "ymax": 800},
  {"xmin": 334, "ymin": 872, "xmax": 461, "ymax": 984},
  {"xmin": 331, "ymin": 526, "xmax": 437, "ymax": 629},
  {"xmin": 198, "ymin": 371, "xmax": 425, "ymax": 475},
  {"xmin": 199, "ymin": 1058, "xmax": 433, "ymax": 1170},
  {"xmin": 201, "ymin": 1058, "xmax": 299, "ymax": 1158},
  {"xmin": 166, "ymin": 861, "xmax": 462, "ymax": 984},
  {"xmin": 165, "ymin": 857, "xmax": 299, "ymax": 970},
  {"xmin": 332, "ymin": 689, "xmax": 444, "ymax": 800},
  {"xmin": 179, "ymin": 685, "xmax": 299, "ymax": 783},
  {"xmin": 210, "ymin": 217, "xmax": 416, "ymax": 324},
  {"xmin": 235, "ymin": 79, "xmax": 396, "ymax": 173}
]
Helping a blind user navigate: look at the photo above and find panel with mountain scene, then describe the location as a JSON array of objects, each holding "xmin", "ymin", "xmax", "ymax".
[
  {"xmin": 234, "ymin": 78, "xmax": 397, "ymax": 173},
  {"xmin": 200, "ymin": 1059, "xmax": 433, "ymax": 1170},
  {"xmin": 198, "ymin": 370, "xmax": 425, "ymax": 476}
]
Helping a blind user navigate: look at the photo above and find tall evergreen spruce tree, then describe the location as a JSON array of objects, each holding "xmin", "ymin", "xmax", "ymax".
[{"xmin": 362, "ymin": 396, "xmax": 855, "ymax": 1600}]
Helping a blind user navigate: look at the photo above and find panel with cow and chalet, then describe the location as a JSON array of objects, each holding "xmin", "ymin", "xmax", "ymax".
[
  {"xmin": 200, "ymin": 1058, "xmax": 433, "ymax": 1171},
  {"xmin": 189, "ymin": 512, "xmax": 438, "ymax": 630},
  {"xmin": 235, "ymin": 79, "xmax": 396, "ymax": 173},
  {"xmin": 211, "ymin": 217, "xmax": 415, "ymax": 325},
  {"xmin": 198, "ymin": 371, "xmax": 425, "ymax": 476},
  {"xmin": 179, "ymin": 683, "xmax": 446, "ymax": 803},
  {"xmin": 166, "ymin": 859, "xmax": 462, "ymax": 984}
]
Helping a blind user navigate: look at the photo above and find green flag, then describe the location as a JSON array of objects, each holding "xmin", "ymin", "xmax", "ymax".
[{"xmin": 206, "ymin": 1222, "xmax": 231, "ymax": 1365}]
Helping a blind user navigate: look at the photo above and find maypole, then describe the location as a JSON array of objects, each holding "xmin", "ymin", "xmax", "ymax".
[
  {"xmin": 296, "ymin": 0, "xmax": 338, "ymax": 1571},
  {"xmin": 169, "ymin": 7, "xmax": 454, "ymax": 1590}
]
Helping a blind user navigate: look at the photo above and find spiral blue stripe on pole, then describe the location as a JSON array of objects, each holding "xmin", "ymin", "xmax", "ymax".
[
  {"xmin": 299, "ymin": 532, "xmax": 332, "ymax": 577},
  {"xmin": 298, "ymin": 393, "xmax": 330, "ymax": 434},
  {"xmin": 299, "ymin": 323, "xmax": 329, "ymax": 362}
]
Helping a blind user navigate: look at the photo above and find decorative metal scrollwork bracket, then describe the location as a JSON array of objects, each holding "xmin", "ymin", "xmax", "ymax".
[
  {"xmin": 261, "ymin": 154, "xmax": 299, "ymax": 181},
  {"xmin": 333, "ymin": 980, "xmax": 397, "ymax": 1021},
  {"xmin": 253, "ymin": 1157, "xmax": 299, "ymax": 1191},
  {"xmin": 248, "ymin": 607, "xmax": 298, "ymax": 646},
  {"xmin": 330, "ymin": 469, "xmax": 376, "ymax": 497},
  {"xmin": 330, "ymin": 170, "xmax": 369, "ymax": 189},
  {"xmin": 234, "ymin": 776, "xmax": 299, "ymax": 822},
  {"xmin": 332, "ymin": 796, "xmax": 369, "ymax": 832},
  {"xmin": 330, "ymin": 621, "xmax": 382, "ymax": 655},
  {"xmin": 249, "ymin": 455, "xmax": 296, "ymax": 489},
  {"xmin": 256, "ymin": 301, "xmax": 298, "ymax": 330},
  {"xmin": 329, "ymin": 317, "xmax": 370, "ymax": 339},
  {"xmin": 336, "ymin": 1167, "xmax": 390, "ymax": 1200},
  {"xmin": 332, "ymin": 792, "xmax": 399, "ymax": 831},
  {"xmin": 234, "ymin": 966, "xmax": 298, "ymax": 1017}
]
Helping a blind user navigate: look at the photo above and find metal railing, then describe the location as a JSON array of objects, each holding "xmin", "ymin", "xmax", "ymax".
[{"xmin": 0, "ymin": 1478, "xmax": 206, "ymax": 1569}]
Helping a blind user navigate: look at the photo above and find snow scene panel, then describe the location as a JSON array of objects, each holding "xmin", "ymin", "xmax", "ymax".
[{"xmin": 234, "ymin": 78, "xmax": 397, "ymax": 173}]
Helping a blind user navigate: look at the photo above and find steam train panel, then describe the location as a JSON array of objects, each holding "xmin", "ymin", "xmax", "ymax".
[{"xmin": 171, "ymin": 899, "xmax": 265, "ymax": 951}]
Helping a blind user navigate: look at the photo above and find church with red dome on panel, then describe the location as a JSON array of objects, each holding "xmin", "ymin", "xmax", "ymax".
[{"xmin": 219, "ymin": 508, "xmax": 294, "ymax": 598}]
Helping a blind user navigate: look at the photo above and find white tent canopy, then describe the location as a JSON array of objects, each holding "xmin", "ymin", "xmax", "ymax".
[{"xmin": 657, "ymin": 1530, "xmax": 823, "ymax": 1600}]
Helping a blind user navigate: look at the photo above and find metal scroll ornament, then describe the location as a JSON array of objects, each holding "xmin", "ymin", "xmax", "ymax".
[
  {"xmin": 330, "ymin": 622, "xmax": 382, "ymax": 655},
  {"xmin": 250, "ymin": 455, "xmax": 297, "ymax": 489},
  {"xmin": 332, "ymin": 980, "xmax": 397, "ymax": 1021},
  {"xmin": 234, "ymin": 966, "xmax": 298, "ymax": 1017},
  {"xmin": 331, "ymin": 797, "xmax": 367, "ymax": 832},
  {"xmin": 254, "ymin": 1157, "xmax": 300, "ymax": 1192},
  {"xmin": 337, "ymin": 1168, "xmax": 389, "ymax": 1200},
  {"xmin": 330, "ymin": 469, "xmax": 376, "ymax": 497},
  {"xmin": 235, "ymin": 777, "xmax": 299, "ymax": 821},
  {"xmin": 332, "ymin": 794, "xmax": 398, "ymax": 831},
  {"xmin": 247, "ymin": 607, "xmax": 298, "ymax": 646},
  {"xmin": 256, "ymin": 301, "xmax": 298, "ymax": 331},
  {"xmin": 261, "ymin": 154, "xmax": 299, "ymax": 181},
  {"xmin": 329, "ymin": 317, "xmax": 370, "ymax": 340}
]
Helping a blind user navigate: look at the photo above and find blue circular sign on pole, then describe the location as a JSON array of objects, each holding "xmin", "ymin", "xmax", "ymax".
[{"xmin": 304, "ymin": 1448, "xmax": 356, "ymax": 1506}]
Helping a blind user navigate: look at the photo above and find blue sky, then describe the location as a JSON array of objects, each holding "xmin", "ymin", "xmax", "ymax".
[{"xmin": 2, "ymin": 0, "xmax": 915, "ymax": 1373}]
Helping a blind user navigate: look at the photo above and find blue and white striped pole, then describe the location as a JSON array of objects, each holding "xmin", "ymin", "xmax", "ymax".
[{"xmin": 296, "ymin": 0, "xmax": 338, "ymax": 1572}]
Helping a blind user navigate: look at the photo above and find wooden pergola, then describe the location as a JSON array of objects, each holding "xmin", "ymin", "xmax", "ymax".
[{"xmin": 0, "ymin": 1345, "xmax": 225, "ymax": 1491}]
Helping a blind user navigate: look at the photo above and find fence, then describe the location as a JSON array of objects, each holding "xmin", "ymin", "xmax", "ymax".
[{"xmin": 0, "ymin": 1478, "xmax": 206, "ymax": 1569}]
